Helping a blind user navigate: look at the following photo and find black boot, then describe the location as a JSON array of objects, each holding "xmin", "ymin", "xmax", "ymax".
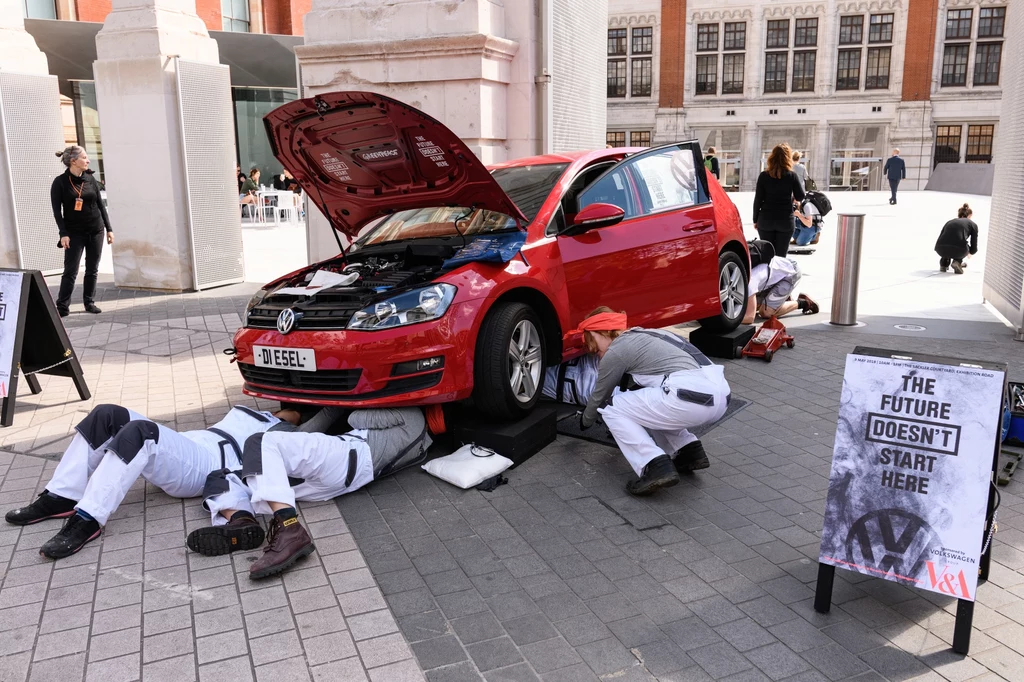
[
  {"xmin": 40, "ymin": 514, "xmax": 101, "ymax": 559},
  {"xmin": 187, "ymin": 513, "xmax": 266, "ymax": 556},
  {"xmin": 626, "ymin": 455, "xmax": 680, "ymax": 496},
  {"xmin": 674, "ymin": 441, "xmax": 710, "ymax": 474},
  {"xmin": 84, "ymin": 303, "xmax": 102, "ymax": 314},
  {"xmin": 5, "ymin": 491, "xmax": 77, "ymax": 526}
]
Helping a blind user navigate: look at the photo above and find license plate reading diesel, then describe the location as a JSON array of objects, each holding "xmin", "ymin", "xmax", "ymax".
[{"xmin": 254, "ymin": 346, "xmax": 316, "ymax": 372}]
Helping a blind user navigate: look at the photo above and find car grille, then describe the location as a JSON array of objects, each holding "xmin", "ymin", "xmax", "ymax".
[{"xmin": 238, "ymin": 364, "xmax": 362, "ymax": 392}]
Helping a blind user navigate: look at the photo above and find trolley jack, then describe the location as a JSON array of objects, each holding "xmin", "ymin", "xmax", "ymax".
[{"xmin": 741, "ymin": 317, "xmax": 794, "ymax": 362}]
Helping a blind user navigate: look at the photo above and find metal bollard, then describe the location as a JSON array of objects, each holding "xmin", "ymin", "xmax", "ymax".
[{"xmin": 830, "ymin": 213, "xmax": 866, "ymax": 326}]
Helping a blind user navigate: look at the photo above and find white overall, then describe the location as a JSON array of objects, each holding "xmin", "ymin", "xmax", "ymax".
[{"xmin": 598, "ymin": 364, "xmax": 730, "ymax": 476}]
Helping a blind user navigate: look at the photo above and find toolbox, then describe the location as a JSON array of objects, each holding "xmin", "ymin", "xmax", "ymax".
[{"xmin": 688, "ymin": 324, "xmax": 756, "ymax": 359}]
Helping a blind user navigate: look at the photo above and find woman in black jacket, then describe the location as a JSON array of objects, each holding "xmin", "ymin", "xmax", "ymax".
[
  {"xmin": 753, "ymin": 143, "xmax": 805, "ymax": 258},
  {"xmin": 935, "ymin": 203, "xmax": 979, "ymax": 274},
  {"xmin": 51, "ymin": 146, "xmax": 113, "ymax": 317}
]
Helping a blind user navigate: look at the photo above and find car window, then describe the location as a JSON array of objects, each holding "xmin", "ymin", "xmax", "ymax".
[
  {"xmin": 628, "ymin": 146, "xmax": 701, "ymax": 214},
  {"xmin": 577, "ymin": 167, "xmax": 641, "ymax": 219},
  {"xmin": 491, "ymin": 163, "xmax": 569, "ymax": 223}
]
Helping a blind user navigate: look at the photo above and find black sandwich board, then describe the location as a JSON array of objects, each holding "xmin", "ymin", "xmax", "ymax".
[
  {"xmin": 814, "ymin": 347, "xmax": 1004, "ymax": 655},
  {"xmin": 0, "ymin": 269, "xmax": 90, "ymax": 426}
]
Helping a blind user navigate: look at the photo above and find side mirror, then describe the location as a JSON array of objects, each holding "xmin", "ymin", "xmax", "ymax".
[{"xmin": 567, "ymin": 203, "xmax": 625, "ymax": 234}]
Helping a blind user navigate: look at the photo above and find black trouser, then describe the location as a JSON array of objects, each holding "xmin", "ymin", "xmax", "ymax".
[
  {"xmin": 889, "ymin": 178, "xmax": 900, "ymax": 203},
  {"xmin": 756, "ymin": 217, "xmax": 795, "ymax": 259},
  {"xmin": 936, "ymin": 245, "xmax": 968, "ymax": 269},
  {"xmin": 57, "ymin": 229, "xmax": 104, "ymax": 311}
]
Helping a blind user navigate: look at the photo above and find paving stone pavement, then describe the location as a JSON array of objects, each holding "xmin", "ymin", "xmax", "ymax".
[{"xmin": 0, "ymin": 278, "xmax": 1021, "ymax": 681}]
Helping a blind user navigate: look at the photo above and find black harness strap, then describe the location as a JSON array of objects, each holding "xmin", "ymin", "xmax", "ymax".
[
  {"xmin": 626, "ymin": 329, "xmax": 712, "ymax": 367},
  {"xmin": 207, "ymin": 427, "xmax": 242, "ymax": 469},
  {"xmin": 556, "ymin": 362, "xmax": 569, "ymax": 403},
  {"xmin": 344, "ymin": 449, "xmax": 359, "ymax": 488},
  {"xmin": 234, "ymin": 405, "xmax": 270, "ymax": 422}
]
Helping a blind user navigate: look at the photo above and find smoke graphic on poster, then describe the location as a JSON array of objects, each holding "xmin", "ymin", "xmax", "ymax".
[
  {"xmin": 819, "ymin": 352, "xmax": 1003, "ymax": 601},
  {"xmin": 0, "ymin": 272, "xmax": 23, "ymax": 399}
]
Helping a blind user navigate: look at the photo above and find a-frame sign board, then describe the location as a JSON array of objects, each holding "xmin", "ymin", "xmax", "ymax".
[{"xmin": 0, "ymin": 269, "xmax": 90, "ymax": 426}]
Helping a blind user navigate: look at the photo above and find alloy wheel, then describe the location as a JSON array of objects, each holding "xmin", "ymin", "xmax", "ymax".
[
  {"xmin": 508, "ymin": 319, "xmax": 542, "ymax": 403},
  {"xmin": 719, "ymin": 261, "xmax": 745, "ymax": 321}
]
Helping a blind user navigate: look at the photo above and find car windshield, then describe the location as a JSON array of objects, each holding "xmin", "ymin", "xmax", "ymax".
[
  {"xmin": 491, "ymin": 163, "xmax": 569, "ymax": 222},
  {"xmin": 355, "ymin": 162, "xmax": 569, "ymax": 246}
]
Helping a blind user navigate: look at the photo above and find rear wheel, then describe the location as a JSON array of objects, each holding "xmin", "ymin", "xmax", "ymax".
[
  {"xmin": 473, "ymin": 302, "xmax": 547, "ymax": 419},
  {"xmin": 699, "ymin": 252, "xmax": 748, "ymax": 332}
]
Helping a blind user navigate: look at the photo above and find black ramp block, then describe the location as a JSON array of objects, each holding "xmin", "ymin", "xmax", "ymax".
[
  {"xmin": 687, "ymin": 325, "xmax": 755, "ymax": 360},
  {"xmin": 454, "ymin": 406, "xmax": 557, "ymax": 468}
]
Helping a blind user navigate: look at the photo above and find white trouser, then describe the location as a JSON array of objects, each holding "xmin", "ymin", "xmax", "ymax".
[
  {"xmin": 51, "ymin": 417, "xmax": 234, "ymax": 526},
  {"xmin": 598, "ymin": 364, "xmax": 730, "ymax": 476}
]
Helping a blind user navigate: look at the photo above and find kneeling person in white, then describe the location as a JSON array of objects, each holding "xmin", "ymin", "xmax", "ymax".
[
  {"xmin": 576, "ymin": 309, "xmax": 731, "ymax": 496},
  {"xmin": 189, "ymin": 407, "xmax": 431, "ymax": 579},
  {"xmin": 742, "ymin": 253, "xmax": 818, "ymax": 324},
  {"xmin": 4, "ymin": 403, "xmax": 299, "ymax": 559}
]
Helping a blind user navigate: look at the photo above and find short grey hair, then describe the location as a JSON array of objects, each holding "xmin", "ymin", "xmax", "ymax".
[{"xmin": 56, "ymin": 145, "xmax": 86, "ymax": 168}]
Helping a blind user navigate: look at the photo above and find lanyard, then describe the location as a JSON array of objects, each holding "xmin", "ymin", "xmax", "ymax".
[{"xmin": 69, "ymin": 175, "xmax": 86, "ymax": 198}]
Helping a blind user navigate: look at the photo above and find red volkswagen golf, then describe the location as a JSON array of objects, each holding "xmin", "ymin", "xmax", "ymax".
[{"xmin": 233, "ymin": 92, "xmax": 749, "ymax": 418}]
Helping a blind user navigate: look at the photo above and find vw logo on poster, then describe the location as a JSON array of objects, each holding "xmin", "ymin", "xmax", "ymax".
[{"xmin": 818, "ymin": 348, "xmax": 1005, "ymax": 601}]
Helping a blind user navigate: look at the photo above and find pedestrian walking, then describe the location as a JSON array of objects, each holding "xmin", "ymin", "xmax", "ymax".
[
  {"xmin": 791, "ymin": 151, "xmax": 807, "ymax": 192},
  {"xmin": 753, "ymin": 143, "xmax": 805, "ymax": 258},
  {"xmin": 51, "ymin": 146, "xmax": 113, "ymax": 317},
  {"xmin": 935, "ymin": 203, "xmax": 979, "ymax": 274},
  {"xmin": 704, "ymin": 146, "xmax": 720, "ymax": 180},
  {"xmin": 884, "ymin": 148, "xmax": 906, "ymax": 205}
]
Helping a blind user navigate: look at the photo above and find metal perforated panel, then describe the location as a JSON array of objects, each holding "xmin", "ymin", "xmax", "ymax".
[
  {"xmin": 983, "ymin": 2, "xmax": 1024, "ymax": 324},
  {"xmin": 175, "ymin": 59, "xmax": 245, "ymax": 290},
  {"xmin": 551, "ymin": 0, "xmax": 608, "ymax": 152},
  {"xmin": 0, "ymin": 72, "xmax": 67, "ymax": 274}
]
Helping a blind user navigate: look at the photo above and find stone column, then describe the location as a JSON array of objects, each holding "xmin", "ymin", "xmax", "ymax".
[{"xmin": 93, "ymin": 0, "xmax": 221, "ymax": 290}]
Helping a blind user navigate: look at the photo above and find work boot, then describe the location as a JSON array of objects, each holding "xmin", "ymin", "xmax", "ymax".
[
  {"xmin": 951, "ymin": 261, "xmax": 964, "ymax": 275},
  {"xmin": 187, "ymin": 514, "xmax": 265, "ymax": 556},
  {"xmin": 5, "ymin": 491, "xmax": 77, "ymax": 526},
  {"xmin": 249, "ymin": 515, "xmax": 315, "ymax": 579},
  {"xmin": 40, "ymin": 514, "xmax": 101, "ymax": 560},
  {"xmin": 674, "ymin": 440, "xmax": 710, "ymax": 473},
  {"xmin": 626, "ymin": 455, "xmax": 680, "ymax": 496}
]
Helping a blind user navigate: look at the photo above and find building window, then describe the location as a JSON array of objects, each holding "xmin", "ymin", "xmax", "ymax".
[
  {"xmin": 794, "ymin": 18, "xmax": 818, "ymax": 47},
  {"xmin": 221, "ymin": 0, "xmax": 250, "ymax": 32},
  {"xmin": 792, "ymin": 51, "xmax": 816, "ymax": 92},
  {"xmin": 631, "ymin": 131, "xmax": 652, "ymax": 148},
  {"xmin": 632, "ymin": 27, "xmax": 653, "ymax": 55},
  {"xmin": 22, "ymin": 0, "xmax": 55, "ymax": 19},
  {"xmin": 608, "ymin": 28, "xmax": 627, "ymax": 56},
  {"xmin": 978, "ymin": 7, "xmax": 1005, "ymax": 38},
  {"xmin": 724, "ymin": 22, "xmax": 746, "ymax": 50},
  {"xmin": 836, "ymin": 49, "xmax": 861, "ymax": 90},
  {"xmin": 697, "ymin": 24, "xmax": 719, "ymax": 52},
  {"xmin": 945, "ymin": 9, "xmax": 973, "ymax": 39},
  {"xmin": 966, "ymin": 125, "xmax": 994, "ymax": 163},
  {"xmin": 941, "ymin": 45, "xmax": 969, "ymax": 87},
  {"xmin": 865, "ymin": 47, "xmax": 891, "ymax": 89},
  {"xmin": 766, "ymin": 20, "xmax": 789, "ymax": 48},
  {"xmin": 764, "ymin": 52, "xmax": 788, "ymax": 93},
  {"xmin": 607, "ymin": 60, "xmax": 627, "ymax": 97},
  {"xmin": 839, "ymin": 16, "xmax": 863, "ymax": 44},
  {"xmin": 723, "ymin": 54, "xmax": 744, "ymax": 94},
  {"xmin": 607, "ymin": 131, "xmax": 626, "ymax": 147},
  {"xmin": 974, "ymin": 43, "xmax": 1002, "ymax": 85},
  {"xmin": 696, "ymin": 55, "xmax": 718, "ymax": 95},
  {"xmin": 631, "ymin": 58, "xmax": 653, "ymax": 97},
  {"xmin": 934, "ymin": 126, "xmax": 962, "ymax": 167},
  {"xmin": 869, "ymin": 14, "xmax": 894, "ymax": 43}
]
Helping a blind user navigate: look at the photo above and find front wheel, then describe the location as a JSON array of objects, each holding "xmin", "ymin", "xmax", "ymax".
[
  {"xmin": 698, "ymin": 251, "xmax": 748, "ymax": 332},
  {"xmin": 473, "ymin": 302, "xmax": 547, "ymax": 420}
]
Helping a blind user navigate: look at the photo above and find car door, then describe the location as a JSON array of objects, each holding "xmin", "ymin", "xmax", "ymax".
[{"xmin": 557, "ymin": 142, "xmax": 719, "ymax": 330}]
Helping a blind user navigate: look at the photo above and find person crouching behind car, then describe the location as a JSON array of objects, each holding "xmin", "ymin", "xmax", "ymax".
[
  {"xmin": 575, "ymin": 307, "xmax": 730, "ymax": 496},
  {"xmin": 742, "ymin": 246, "xmax": 819, "ymax": 325}
]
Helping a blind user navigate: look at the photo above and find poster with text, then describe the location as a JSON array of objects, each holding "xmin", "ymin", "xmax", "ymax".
[
  {"xmin": 818, "ymin": 351, "xmax": 1004, "ymax": 601},
  {"xmin": 0, "ymin": 272, "xmax": 23, "ymax": 399}
]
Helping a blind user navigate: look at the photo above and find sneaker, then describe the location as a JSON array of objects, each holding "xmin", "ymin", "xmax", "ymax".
[
  {"xmin": 674, "ymin": 441, "xmax": 710, "ymax": 473},
  {"xmin": 187, "ymin": 515, "xmax": 265, "ymax": 556},
  {"xmin": 951, "ymin": 261, "xmax": 964, "ymax": 275},
  {"xmin": 798, "ymin": 293, "xmax": 820, "ymax": 315},
  {"xmin": 40, "ymin": 514, "xmax": 101, "ymax": 560},
  {"xmin": 249, "ymin": 515, "xmax": 315, "ymax": 580},
  {"xmin": 960, "ymin": 260, "xmax": 968, "ymax": 270},
  {"xmin": 626, "ymin": 455, "xmax": 680, "ymax": 496},
  {"xmin": 5, "ymin": 491, "xmax": 77, "ymax": 526}
]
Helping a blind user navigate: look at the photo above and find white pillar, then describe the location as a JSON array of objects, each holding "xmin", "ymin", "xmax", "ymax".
[
  {"xmin": 93, "ymin": 0, "xmax": 222, "ymax": 290},
  {"xmin": 0, "ymin": 0, "xmax": 49, "ymax": 75}
]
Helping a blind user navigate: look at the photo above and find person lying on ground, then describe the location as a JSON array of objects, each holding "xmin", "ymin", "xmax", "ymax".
[
  {"xmin": 5, "ymin": 404, "xmax": 303, "ymax": 560},
  {"xmin": 186, "ymin": 407, "xmax": 431, "ymax": 580},
  {"xmin": 935, "ymin": 203, "xmax": 979, "ymax": 275},
  {"xmin": 742, "ymin": 254, "xmax": 819, "ymax": 325},
  {"xmin": 576, "ymin": 307, "xmax": 731, "ymax": 497}
]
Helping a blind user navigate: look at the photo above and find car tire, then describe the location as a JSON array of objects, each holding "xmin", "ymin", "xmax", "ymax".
[
  {"xmin": 473, "ymin": 302, "xmax": 547, "ymax": 420},
  {"xmin": 698, "ymin": 251, "xmax": 748, "ymax": 332}
]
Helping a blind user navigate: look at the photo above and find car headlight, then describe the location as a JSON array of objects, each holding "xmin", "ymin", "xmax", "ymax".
[
  {"xmin": 244, "ymin": 289, "xmax": 267, "ymax": 324},
  {"xmin": 348, "ymin": 284, "xmax": 457, "ymax": 330}
]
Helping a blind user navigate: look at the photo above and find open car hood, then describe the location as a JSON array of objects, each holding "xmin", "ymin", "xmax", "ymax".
[{"xmin": 264, "ymin": 91, "xmax": 528, "ymax": 238}]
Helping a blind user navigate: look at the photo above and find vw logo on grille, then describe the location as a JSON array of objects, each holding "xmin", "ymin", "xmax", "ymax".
[{"xmin": 277, "ymin": 308, "xmax": 298, "ymax": 335}]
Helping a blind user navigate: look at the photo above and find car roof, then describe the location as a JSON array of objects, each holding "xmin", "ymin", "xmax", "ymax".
[{"xmin": 488, "ymin": 148, "xmax": 644, "ymax": 171}]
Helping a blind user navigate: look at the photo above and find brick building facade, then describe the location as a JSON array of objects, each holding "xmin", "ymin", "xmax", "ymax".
[{"xmin": 608, "ymin": 0, "xmax": 1007, "ymax": 192}]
